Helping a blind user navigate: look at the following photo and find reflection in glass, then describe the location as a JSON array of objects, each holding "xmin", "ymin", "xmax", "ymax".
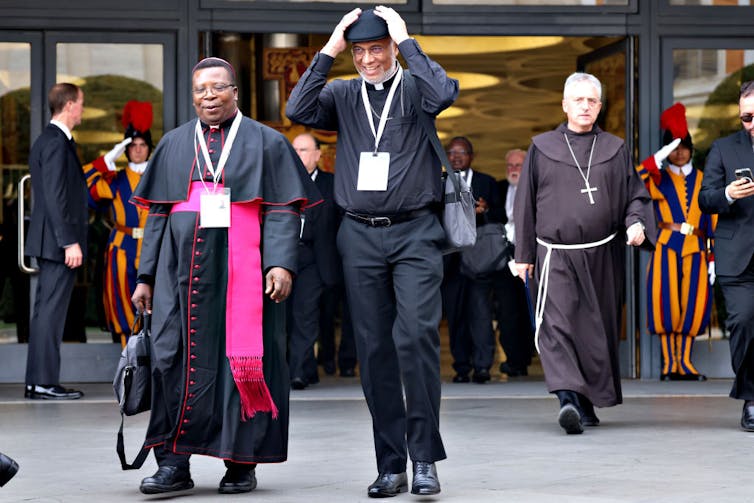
[
  {"xmin": 56, "ymin": 43, "xmax": 164, "ymax": 164},
  {"xmin": 672, "ymin": 48, "xmax": 754, "ymax": 166},
  {"xmin": 0, "ymin": 42, "xmax": 31, "ymax": 343},
  {"xmin": 433, "ymin": 0, "xmax": 628, "ymax": 4},
  {"xmin": 670, "ymin": 0, "xmax": 753, "ymax": 5},
  {"xmin": 672, "ymin": 46, "xmax": 754, "ymax": 339}
]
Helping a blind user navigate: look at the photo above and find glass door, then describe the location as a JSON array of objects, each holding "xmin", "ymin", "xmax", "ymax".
[{"xmin": 654, "ymin": 37, "xmax": 754, "ymax": 378}]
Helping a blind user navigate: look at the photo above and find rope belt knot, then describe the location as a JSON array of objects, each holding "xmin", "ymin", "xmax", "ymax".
[{"xmin": 533, "ymin": 232, "xmax": 618, "ymax": 352}]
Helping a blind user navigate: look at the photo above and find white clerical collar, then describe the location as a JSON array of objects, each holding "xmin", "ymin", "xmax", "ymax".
[
  {"xmin": 128, "ymin": 162, "xmax": 148, "ymax": 174},
  {"xmin": 50, "ymin": 119, "xmax": 72, "ymax": 140},
  {"xmin": 668, "ymin": 162, "xmax": 693, "ymax": 176}
]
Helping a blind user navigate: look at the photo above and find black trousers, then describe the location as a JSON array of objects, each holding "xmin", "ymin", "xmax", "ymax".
[
  {"xmin": 287, "ymin": 259, "xmax": 323, "ymax": 384},
  {"xmin": 442, "ymin": 264, "xmax": 496, "ymax": 374},
  {"xmin": 338, "ymin": 213, "xmax": 447, "ymax": 473},
  {"xmin": 25, "ymin": 258, "xmax": 76, "ymax": 385},
  {"xmin": 493, "ymin": 268, "xmax": 534, "ymax": 371},
  {"xmin": 318, "ymin": 284, "xmax": 357, "ymax": 371},
  {"xmin": 718, "ymin": 255, "xmax": 754, "ymax": 400},
  {"xmin": 153, "ymin": 444, "xmax": 253, "ymax": 472}
]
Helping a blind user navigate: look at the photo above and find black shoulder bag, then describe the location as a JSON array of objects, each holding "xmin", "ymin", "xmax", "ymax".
[
  {"xmin": 113, "ymin": 312, "xmax": 152, "ymax": 469},
  {"xmin": 403, "ymin": 71, "xmax": 476, "ymax": 253}
]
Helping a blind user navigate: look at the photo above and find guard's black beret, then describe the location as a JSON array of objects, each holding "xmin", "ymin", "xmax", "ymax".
[{"xmin": 345, "ymin": 9, "xmax": 389, "ymax": 43}]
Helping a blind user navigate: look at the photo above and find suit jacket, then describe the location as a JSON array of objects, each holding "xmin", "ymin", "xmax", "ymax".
[
  {"xmin": 699, "ymin": 129, "xmax": 754, "ymax": 277},
  {"xmin": 25, "ymin": 124, "xmax": 88, "ymax": 262},
  {"xmin": 469, "ymin": 169, "xmax": 505, "ymax": 227},
  {"xmin": 497, "ymin": 179, "xmax": 514, "ymax": 226},
  {"xmin": 300, "ymin": 170, "xmax": 340, "ymax": 286}
]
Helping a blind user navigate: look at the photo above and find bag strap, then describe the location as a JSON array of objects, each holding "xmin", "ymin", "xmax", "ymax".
[
  {"xmin": 403, "ymin": 71, "xmax": 463, "ymax": 199},
  {"xmin": 117, "ymin": 416, "xmax": 151, "ymax": 470},
  {"xmin": 116, "ymin": 310, "xmax": 152, "ymax": 470}
]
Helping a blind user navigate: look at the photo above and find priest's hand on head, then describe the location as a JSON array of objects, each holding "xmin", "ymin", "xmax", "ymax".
[
  {"xmin": 374, "ymin": 5, "xmax": 410, "ymax": 44},
  {"xmin": 132, "ymin": 283, "xmax": 153, "ymax": 315},
  {"xmin": 265, "ymin": 267, "xmax": 293, "ymax": 303},
  {"xmin": 653, "ymin": 138, "xmax": 681, "ymax": 168},
  {"xmin": 322, "ymin": 7, "xmax": 361, "ymax": 58},
  {"xmin": 626, "ymin": 222, "xmax": 645, "ymax": 246}
]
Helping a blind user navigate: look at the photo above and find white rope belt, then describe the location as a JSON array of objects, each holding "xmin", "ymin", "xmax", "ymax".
[{"xmin": 533, "ymin": 232, "xmax": 618, "ymax": 353}]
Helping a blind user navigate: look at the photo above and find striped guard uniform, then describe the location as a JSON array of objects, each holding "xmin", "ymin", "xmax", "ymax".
[
  {"xmin": 636, "ymin": 155, "xmax": 717, "ymax": 376},
  {"xmin": 84, "ymin": 157, "xmax": 147, "ymax": 346}
]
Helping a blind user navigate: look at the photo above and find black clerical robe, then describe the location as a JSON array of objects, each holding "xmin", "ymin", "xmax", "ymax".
[
  {"xmin": 514, "ymin": 123, "xmax": 656, "ymax": 407},
  {"xmin": 131, "ymin": 114, "xmax": 316, "ymax": 462}
]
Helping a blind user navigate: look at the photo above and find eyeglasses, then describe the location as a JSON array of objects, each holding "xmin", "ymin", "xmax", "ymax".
[
  {"xmin": 192, "ymin": 83, "xmax": 235, "ymax": 97},
  {"xmin": 351, "ymin": 45, "xmax": 387, "ymax": 58},
  {"xmin": 740, "ymin": 114, "xmax": 754, "ymax": 123},
  {"xmin": 446, "ymin": 150, "xmax": 470, "ymax": 156}
]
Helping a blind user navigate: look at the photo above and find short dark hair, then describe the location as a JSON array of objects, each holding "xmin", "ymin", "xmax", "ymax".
[
  {"xmin": 192, "ymin": 57, "xmax": 236, "ymax": 86},
  {"xmin": 48, "ymin": 83, "xmax": 80, "ymax": 116},
  {"xmin": 446, "ymin": 136, "xmax": 474, "ymax": 155},
  {"xmin": 740, "ymin": 80, "xmax": 754, "ymax": 100}
]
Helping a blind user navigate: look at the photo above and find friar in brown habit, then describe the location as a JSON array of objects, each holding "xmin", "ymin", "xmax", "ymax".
[{"xmin": 514, "ymin": 72, "xmax": 656, "ymax": 435}]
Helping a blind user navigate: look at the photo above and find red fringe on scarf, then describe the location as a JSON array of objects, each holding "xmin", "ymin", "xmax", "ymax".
[{"xmin": 229, "ymin": 356, "xmax": 279, "ymax": 421}]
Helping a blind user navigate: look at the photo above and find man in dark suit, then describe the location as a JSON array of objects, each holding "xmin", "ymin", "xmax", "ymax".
[
  {"xmin": 442, "ymin": 136, "xmax": 505, "ymax": 383},
  {"xmin": 495, "ymin": 148, "xmax": 535, "ymax": 377},
  {"xmin": 23, "ymin": 82, "xmax": 87, "ymax": 400},
  {"xmin": 288, "ymin": 132, "xmax": 341, "ymax": 389},
  {"xmin": 699, "ymin": 80, "xmax": 754, "ymax": 431}
]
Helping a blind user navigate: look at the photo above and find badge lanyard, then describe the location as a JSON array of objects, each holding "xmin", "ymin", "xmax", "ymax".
[
  {"xmin": 360, "ymin": 66, "xmax": 403, "ymax": 154},
  {"xmin": 193, "ymin": 111, "xmax": 242, "ymax": 194}
]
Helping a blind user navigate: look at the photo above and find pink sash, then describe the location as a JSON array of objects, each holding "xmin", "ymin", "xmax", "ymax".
[{"xmin": 172, "ymin": 181, "xmax": 277, "ymax": 419}]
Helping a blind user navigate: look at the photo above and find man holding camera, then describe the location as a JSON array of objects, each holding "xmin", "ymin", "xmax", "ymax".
[{"xmin": 699, "ymin": 80, "xmax": 754, "ymax": 431}]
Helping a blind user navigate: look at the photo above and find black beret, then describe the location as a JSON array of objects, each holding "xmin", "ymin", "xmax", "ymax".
[{"xmin": 345, "ymin": 9, "xmax": 389, "ymax": 43}]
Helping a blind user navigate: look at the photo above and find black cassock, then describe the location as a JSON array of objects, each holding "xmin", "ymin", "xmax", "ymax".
[
  {"xmin": 132, "ymin": 114, "xmax": 316, "ymax": 463},
  {"xmin": 514, "ymin": 123, "xmax": 656, "ymax": 407}
]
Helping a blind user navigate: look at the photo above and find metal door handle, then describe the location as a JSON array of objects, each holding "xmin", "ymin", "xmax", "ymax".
[{"xmin": 17, "ymin": 174, "xmax": 38, "ymax": 274}]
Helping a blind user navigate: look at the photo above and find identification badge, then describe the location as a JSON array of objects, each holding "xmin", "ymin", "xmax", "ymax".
[
  {"xmin": 357, "ymin": 152, "xmax": 390, "ymax": 191},
  {"xmin": 200, "ymin": 188, "xmax": 231, "ymax": 228}
]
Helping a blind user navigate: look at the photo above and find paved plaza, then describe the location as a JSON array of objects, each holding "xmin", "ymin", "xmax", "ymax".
[{"xmin": 0, "ymin": 377, "xmax": 751, "ymax": 502}]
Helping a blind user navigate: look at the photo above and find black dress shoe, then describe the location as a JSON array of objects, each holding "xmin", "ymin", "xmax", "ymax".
[
  {"xmin": 367, "ymin": 471, "xmax": 408, "ymax": 498},
  {"xmin": 219, "ymin": 467, "xmax": 257, "ymax": 494},
  {"xmin": 0, "ymin": 453, "xmax": 19, "ymax": 487},
  {"xmin": 472, "ymin": 369, "xmax": 491, "ymax": 384},
  {"xmin": 660, "ymin": 373, "xmax": 674, "ymax": 381},
  {"xmin": 499, "ymin": 361, "xmax": 528, "ymax": 377},
  {"xmin": 140, "ymin": 465, "xmax": 194, "ymax": 494},
  {"xmin": 452, "ymin": 373, "xmax": 470, "ymax": 383},
  {"xmin": 558, "ymin": 403, "xmax": 584, "ymax": 434},
  {"xmin": 673, "ymin": 373, "xmax": 707, "ymax": 381},
  {"xmin": 411, "ymin": 461, "xmax": 441, "ymax": 496},
  {"xmin": 340, "ymin": 367, "xmax": 356, "ymax": 378},
  {"xmin": 322, "ymin": 360, "xmax": 337, "ymax": 375},
  {"xmin": 741, "ymin": 401, "xmax": 754, "ymax": 432},
  {"xmin": 24, "ymin": 384, "xmax": 83, "ymax": 400},
  {"xmin": 290, "ymin": 377, "xmax": 308, "ymax": 390}
]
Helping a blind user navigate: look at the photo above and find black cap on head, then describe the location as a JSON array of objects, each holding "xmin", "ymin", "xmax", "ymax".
[{"xmin": 345, "ymin": 9, "xmax": 389, "ymax": 43}]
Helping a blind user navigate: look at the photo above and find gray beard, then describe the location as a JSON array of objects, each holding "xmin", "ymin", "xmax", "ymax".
[{"xmin": 359, "ymin": 59, "xmax": 399, "ymax": 86}]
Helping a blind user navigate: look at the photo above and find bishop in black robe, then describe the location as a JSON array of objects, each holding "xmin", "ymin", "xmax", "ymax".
[{"xmin": 514, "ymin": 122, "xmax": 656, "ymax": 423}]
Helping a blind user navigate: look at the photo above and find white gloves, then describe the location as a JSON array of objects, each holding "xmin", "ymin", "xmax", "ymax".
[
  {"xmin": 103, "ymin": 137, "xmax": 133, "ymax": 171},
  {"xmin": 653, "ymin": 138, "xmax": 681, "ymax": 168},
  {"xmin": 708, "ymin": 261, "xmax": 716, "ymax": 285}
]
